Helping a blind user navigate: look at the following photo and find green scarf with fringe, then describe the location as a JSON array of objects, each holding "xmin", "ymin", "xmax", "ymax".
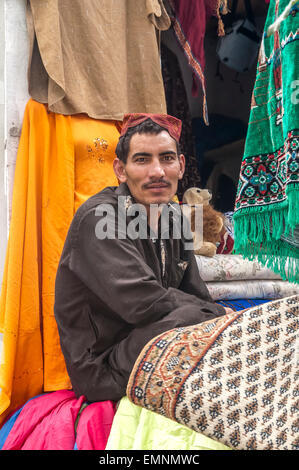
[{"xmin": 233, "ymin": 0, "xmax": 299, "ymax": 283}]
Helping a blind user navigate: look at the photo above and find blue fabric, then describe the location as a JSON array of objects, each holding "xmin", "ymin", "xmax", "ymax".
[
  {"xmin": 0, "ymin": 407, "xmax": 24, "ymax": 449},
  {"xmin": 217, "ymin": 299, "xmax": 271, "ymax": 311}
]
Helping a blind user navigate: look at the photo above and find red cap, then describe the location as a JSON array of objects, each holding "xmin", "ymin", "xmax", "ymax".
[{"xmin": 120, "ymin": 113, "xmax": 182, "ymax": 142}]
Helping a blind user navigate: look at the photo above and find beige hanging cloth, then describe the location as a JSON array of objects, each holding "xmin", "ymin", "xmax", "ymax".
[{"xmin": 26, "ymin": 0, "xmax": 171, "ymax": 120}]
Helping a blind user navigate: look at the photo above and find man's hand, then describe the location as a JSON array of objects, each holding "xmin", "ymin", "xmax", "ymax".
[{"xmin": 224, "ymin": 307, "xmax": 234, "ymax": 314}]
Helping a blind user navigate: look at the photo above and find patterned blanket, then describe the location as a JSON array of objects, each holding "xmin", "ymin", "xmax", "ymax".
[
  {"xmin": 206, "ymin": 279, "xmax": 299, "ymax": 300},
  {"xmin": 127, "ymin": 295, "xmax": 299, "ymax": 450},
  {"xmin": 196, "ymin": 254, "xmax": 282, "ymax": 282}
]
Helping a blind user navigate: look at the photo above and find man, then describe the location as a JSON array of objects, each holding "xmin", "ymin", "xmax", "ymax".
[{"xmin": 54, "ymin": 113, "xmax": 228, "ymax": 403}]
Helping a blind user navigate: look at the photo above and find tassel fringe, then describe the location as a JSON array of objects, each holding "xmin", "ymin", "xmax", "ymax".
[{"xmin": 233, "ymin": 189, "xmax": 299, "ymax": 283}]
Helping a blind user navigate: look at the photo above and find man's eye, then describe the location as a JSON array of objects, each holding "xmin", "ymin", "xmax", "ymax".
[
  {"xmin": 135, "ymin": 157, "xmax": 146, "ymax": 163},
  {"xmin": 163, "ymin": 155, "xmax": 175, "ymax": 161}
]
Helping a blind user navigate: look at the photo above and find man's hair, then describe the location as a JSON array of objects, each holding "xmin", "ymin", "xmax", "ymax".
[{"xmin": 115, "ymin": 118, "xmax": 180, "ymax": 163}]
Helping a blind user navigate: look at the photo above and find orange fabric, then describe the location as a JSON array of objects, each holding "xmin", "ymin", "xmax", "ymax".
[
  {"xmin": 0, "ymin": 99, "xmax": 120, "ymax": 425},
  {"xmin": 71, "ymin": 114, "xmax": 119, "ymax": 212}
]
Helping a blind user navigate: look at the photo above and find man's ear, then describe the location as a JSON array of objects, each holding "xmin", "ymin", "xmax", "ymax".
[
  {"xmin": 178, "ymin": 154, "xmax": 185, "ymax": 180},
  {"xmin": 113, "ymin": 158, "xmax": 127, "ymax": 183}
]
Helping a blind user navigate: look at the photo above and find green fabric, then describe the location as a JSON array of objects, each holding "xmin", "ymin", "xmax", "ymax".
[
  {"xmin": 105, "ymin": 397, "xmax": 231, "ymax": 451},
  {"xmin": 233, "ymin": 0, "xmax": 299, "ymax": 283}
]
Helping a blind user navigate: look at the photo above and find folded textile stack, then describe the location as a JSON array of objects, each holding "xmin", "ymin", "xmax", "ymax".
[{"xmin": 196, "ymin": 254, "xmax": 299, "ymax": 301}]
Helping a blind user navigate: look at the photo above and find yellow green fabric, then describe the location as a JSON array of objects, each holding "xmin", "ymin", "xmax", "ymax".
[{"xmin": 106, "ymin": 397, "xmax": 231, "ymax": 451}]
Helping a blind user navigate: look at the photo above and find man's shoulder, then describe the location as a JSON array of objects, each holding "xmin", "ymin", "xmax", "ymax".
[
  {"xmin": 67, "ymin": 184, "xmax": 131, "ymax": 243},
  {"xmin": 77, "ymin": 186, "xmax": 119, "ymax": 215},
  {"xmin": 77, "ymin": 183, "xmax": 131, "ymax": 214},
  {"xmin": 67, "ymin": 186, "xmax": 116, "ymax": 239}
]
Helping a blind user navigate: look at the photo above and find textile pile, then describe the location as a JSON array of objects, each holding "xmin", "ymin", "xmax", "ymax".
[
  {"xmin": 196, "ymin": 253, "xmax": 299, "ymax": 304},
  {"xmin": 127, "ymin": 295, "xmax": 299, "ymax": 450},
  {"xmin": 1, "ymin": 294, "xmax": 298, "ymax": 451},
  {"xmin": 196, "ymin": 205, "xmax": 299, "ymax": 309}
]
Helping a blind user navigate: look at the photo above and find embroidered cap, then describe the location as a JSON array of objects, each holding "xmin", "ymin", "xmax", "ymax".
[{"xmin": 120, "ymin": 113, "xmax": 182, "ymax": 143}]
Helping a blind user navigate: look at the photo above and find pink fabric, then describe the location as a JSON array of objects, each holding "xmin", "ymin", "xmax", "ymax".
[
  {"xmin": 2, "ymin": 390, "xmax": 85, "ymax": 450},
  {"xmin": 76, "ymin": 401, "xmax": 116, "ymax": 450}
]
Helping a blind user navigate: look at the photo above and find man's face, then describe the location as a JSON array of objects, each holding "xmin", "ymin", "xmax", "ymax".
[{"xmin": 114, "ymin": 131, "xmax": 185, "ymax": 208}]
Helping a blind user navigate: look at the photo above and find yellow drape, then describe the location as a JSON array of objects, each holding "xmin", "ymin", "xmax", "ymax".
[{"xmin": 0, "ymin": 99, "xmax": 120, "ymax": 425}]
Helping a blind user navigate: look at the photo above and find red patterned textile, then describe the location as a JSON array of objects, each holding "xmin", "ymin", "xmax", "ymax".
[
  {"xmin": 167, "ymin": 0, "xmax": 228, "ymax": 125},
  {"xmin": 120, "ymin": 113, "xmax": 182, "ymax": 142}
]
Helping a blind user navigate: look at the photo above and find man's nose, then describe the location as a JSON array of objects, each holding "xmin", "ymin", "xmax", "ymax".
[{"xmin": 149, "ymin": 160, "xmax": 165, "ymax": 178}]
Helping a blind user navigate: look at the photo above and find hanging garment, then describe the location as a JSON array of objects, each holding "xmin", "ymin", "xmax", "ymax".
[
  {"xmin": 233, "ymin": 0, "xmax": 299, "ymax": 283},
  {"xmin": 167, "ymin": 0, "xmax": 229, "ymax": 124},
  {"xmin": 0, "ymin": 99, "xmax": 120, "ymax": 426},
  {"xmin": 70, "ymin": 115, "xmax": 119, "ymax": 212},
  {"xmin": 26, "ymin": 0, "xmax": 170, "ymax": 120}
]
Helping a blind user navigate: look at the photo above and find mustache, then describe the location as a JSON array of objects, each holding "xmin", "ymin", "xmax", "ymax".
[{"xmin": 142, "ymin": 179, "xmax": 171, "ymax": 189}]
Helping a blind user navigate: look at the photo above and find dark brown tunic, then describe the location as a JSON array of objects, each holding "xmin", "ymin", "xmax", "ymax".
[{"xmin": 54, "ymin": 183, "xmax": 225, "ymax": 402}]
